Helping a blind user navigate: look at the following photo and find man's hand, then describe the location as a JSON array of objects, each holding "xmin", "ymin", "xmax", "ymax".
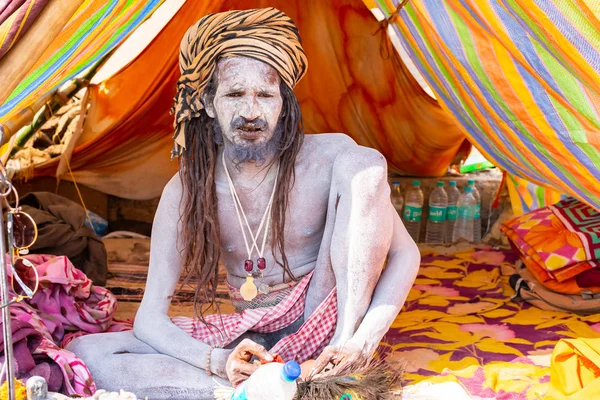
[
  {"xmin": 309, "ymin": 341, "xmax": 367, "ymax": 378},
  {"xmin": 225, "ymin": 339, "xmax": 274, "ymax": 386}
]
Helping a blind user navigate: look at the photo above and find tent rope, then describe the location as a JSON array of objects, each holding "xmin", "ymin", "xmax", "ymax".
[
  {"xmin": 64, "ymin": 155, "xmax": 96, "ymax": 233},
  {"xmin": 384, "ymin": 0, "xmax": 410, "ymax": 29},
  {"xmin": 375, "ymin": 0, "xmax": 410, "ymax": 59},
  {"xmin": 52, "ymin": 86, "xmax": 96, "ymax": 233}
]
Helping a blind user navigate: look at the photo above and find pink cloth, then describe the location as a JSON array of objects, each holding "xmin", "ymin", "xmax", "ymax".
[
  {"xmin": 172, "ymin": 272, "xmax": 338, "ymax": 363},
  {"xmin": 6, "ymin": 254, "xmax": 124, "ymax": 396},
  {"xmin": 0, "ymin": 319, "xmax": 64, "ymax": 391}
]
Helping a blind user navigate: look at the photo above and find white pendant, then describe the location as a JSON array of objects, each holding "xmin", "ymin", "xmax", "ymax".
[{"xmin": 240, "ymin": 276, "xmax": 258, "ymax": 301}]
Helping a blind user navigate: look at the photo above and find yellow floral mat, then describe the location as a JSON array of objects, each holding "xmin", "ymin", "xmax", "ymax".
[{"xmin": 381, "ymin": 246, "xmax": 600, "ymax": 399}]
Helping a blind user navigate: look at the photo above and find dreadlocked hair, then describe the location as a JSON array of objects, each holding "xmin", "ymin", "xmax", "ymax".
[{"xmin": 178, "ymin": 73, "xmax": 304, "ymax": 321}]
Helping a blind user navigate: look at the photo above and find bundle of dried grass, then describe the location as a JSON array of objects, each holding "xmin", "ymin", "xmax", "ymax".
[{"xmin": 6, "ymin": 95, "xmax": 85, "ymax": 179}]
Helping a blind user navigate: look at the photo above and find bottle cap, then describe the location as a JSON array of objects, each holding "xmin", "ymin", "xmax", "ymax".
[
  {"xmin": 436, "ymin": 181, "xmax": 444, "ymax": 187},
  {"xmin": 464, "ymin": 187, "xmax": 473, "ymax": 192},
  {"xmin": 392, "ymin": 181, "xmax": 400, "ymax": 185},
  {"xmin": 282, "ymin": 361, "xmax": 301, "ymax": 382},
  {"xmin": 449, "ymin": 181, "xmax": 457, "ymax": 186},
  {"xmin": 412, "ymin": 180, "xmax": 421, "ymax": 187},
  {"xmin": 467, "ymin": 179, "xmax": 475, "ymax": 185}
]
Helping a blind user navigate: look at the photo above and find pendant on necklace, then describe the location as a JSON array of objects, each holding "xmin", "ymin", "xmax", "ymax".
[
  {"xmin": 257, "ymin": 258, "xmax": 266, "ymax": 270},
  {"xmin": 256, "ymin": 257, "xmax": 269, "ymax": 294},
  {"xmin": 241, "ymin": 275, "xmax": 258, "ymax": 301},
  {"xmin": 241, "ymin": 259, "xmax": 258, "ymax": 301},
  {"xmin": 257, "ymin": 276, "xmax": 269, "ymax": 294}
]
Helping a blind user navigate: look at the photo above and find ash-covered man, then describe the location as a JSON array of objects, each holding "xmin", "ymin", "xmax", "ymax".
[{"xmin": 68, "ymin": 7, "xmax": 419, "ymax": 399}]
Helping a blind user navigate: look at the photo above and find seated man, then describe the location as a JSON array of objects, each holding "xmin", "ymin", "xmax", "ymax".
[{"xmin": 68, "ymin": 7, "xmax": 419, "ymax": 400}]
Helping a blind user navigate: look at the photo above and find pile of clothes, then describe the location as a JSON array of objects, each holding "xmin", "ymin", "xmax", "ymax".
[
  {"xmin": 0, "ymin": 190, "xmax": 115, "ymax": 396},
  {"xmin": 502, "ymin": 197, "xmax": 600, "ymax": 312},
  {"xmin": 2, "ymin": 254, "xmax": 128, "ymax": 396},
  {"xmin": 502, "ymin": 197, "xmax": 600, "ymax": 398}
]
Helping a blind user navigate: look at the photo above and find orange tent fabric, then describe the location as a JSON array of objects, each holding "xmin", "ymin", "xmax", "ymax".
[{"xmin": 32, "ymin": 0, "xmax": 466, "ymax": 199}]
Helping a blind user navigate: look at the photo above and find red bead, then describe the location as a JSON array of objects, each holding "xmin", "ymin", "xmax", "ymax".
[
  {"xmin": 244, "ymin": 259, "xmax": 254, "ymax": 272},
  {"xmin": 257, "ymin": 257, "xmax": 266, "ymax": 270}
]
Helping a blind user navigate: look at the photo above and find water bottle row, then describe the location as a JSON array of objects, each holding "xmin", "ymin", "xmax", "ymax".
[{"xmin": 391, "ymin": 179, "xmax": 482, "ymax": 243}]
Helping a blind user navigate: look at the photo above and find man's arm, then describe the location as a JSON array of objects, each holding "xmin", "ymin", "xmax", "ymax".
[
  {"xmin": 312, "ymin": 146, "xmax": 419, "ymax": 374},
  {"xmin": 133, "ymin": 174, "xmax": 230, "ymax": 377},
  {"xmin": 348, "ymin": 210, "xmax": 420, "ymax": 354},
  {"xmin": 326, "ymin": 146, "xmax": 395, "ymax": 346}
]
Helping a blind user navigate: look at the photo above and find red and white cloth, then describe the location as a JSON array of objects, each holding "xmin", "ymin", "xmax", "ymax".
[{"xmin": 172, "ymin": 272, "xmax": 337, "ymax": 362}]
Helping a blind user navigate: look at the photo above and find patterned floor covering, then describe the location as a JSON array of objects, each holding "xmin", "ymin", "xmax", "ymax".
[
  {"xmin": 386, "ymin": 246, "xmax": 600, "ymax": 399},
  {"xmin": 106, "ymin": 245, "xmax": 600, "ymax": 399}
]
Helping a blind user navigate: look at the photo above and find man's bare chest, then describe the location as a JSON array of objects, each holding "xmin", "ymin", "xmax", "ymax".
[{"xmin": 215, "ymin": 171, "xmax": 331, "ymax": 275}]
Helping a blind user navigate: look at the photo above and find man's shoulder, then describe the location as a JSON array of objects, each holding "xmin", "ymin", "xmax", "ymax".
[
  {"xmin": 302, "ymin": 133, "xmax": 385, "ymax": 168},
  {"xmin": 304, "ymin": 133, "xmax": 355, "ymax": 150},
  {"xmin": 300, "ymin": 133, "xmax": 356, "ymax": 165},
  {"xmin": 160, "ymin": 172, "xmax": 183, "ymax": 205}
]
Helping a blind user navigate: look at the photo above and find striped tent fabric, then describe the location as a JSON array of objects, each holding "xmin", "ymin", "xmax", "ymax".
[
  {"xmin": 506, "ymin": 173, "xmax": 567, "ymax": 216},
  {"xmin": 0, "ymin": 0, "xmax": 164, "ymax": 123},
  {"xmin": 371, "ymin": 0, "xmax": 600, "ymax": 210},
  {"xmin": 0, "ymin": 0, "xmax": 49, "ymax": 60}
]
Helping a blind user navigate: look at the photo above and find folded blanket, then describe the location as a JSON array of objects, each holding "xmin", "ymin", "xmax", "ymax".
[
  {"xmin": 0, "ymin": 320, "xmax": 42, "ymax": 375},
  {"xmin": 502, "ymin": 197, "xmax": 600, "ymax": 294}
]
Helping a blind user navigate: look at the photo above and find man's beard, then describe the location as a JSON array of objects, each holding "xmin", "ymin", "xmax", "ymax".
[{"xmin": 213, "ymin": 117, "xmax": 283, "ymax": 167}]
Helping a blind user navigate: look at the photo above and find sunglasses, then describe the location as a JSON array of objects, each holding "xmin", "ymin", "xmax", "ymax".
[
  {"xmin": 7, "ymin": 210, "xmax": 38, "ymax": 301},
  {"xmin": 0, "ymin": 175, "xmax": 39, "ymax": 304}
]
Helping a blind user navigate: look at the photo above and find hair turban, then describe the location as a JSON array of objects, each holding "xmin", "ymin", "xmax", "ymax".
[{"xmin": 170, "ymin": 7, "xmax": 308, "ymax": 157}]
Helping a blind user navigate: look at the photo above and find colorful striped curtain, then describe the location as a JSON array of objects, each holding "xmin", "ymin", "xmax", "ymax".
[
  {"xmin": 0, "ymin": 0, "xmax": 164, "ymax": 124},
  {"xmin": 506, "ymin": 173, "xmax": 567, "ymax": 216},
  {"xmin": 372, "ymin": 0, "xmax": 600, "ymax": 210}
]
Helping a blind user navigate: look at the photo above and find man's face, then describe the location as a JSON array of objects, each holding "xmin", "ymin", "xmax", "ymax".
[{"xmin": 205, "ymin": 56, "xmax": 283, "ymax": 162}]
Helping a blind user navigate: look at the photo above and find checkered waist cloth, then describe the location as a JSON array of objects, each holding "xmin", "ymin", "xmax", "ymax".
[
  {"xmin": 227, "ymin": 279, "xmax": 298, "ymax": 312},
  {"xmin": 171, "ymin": 271, "xmax": 338, "ymax": 362}
]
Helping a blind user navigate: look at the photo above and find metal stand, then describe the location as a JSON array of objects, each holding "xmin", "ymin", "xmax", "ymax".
[{"xmin": 0, "ymin": 201, "xmax": 15, "ymax": 399}]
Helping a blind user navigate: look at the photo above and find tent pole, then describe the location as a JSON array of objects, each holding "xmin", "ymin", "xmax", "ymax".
[{"xmin": 0, "ymin": 190, "xmax": 15, "ymax": 399}]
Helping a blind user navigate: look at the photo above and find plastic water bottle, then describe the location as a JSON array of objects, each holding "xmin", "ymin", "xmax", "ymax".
[
  {"xmin": 231, "ymin": 361, "xmax": 301, "ymax": 400},
  {"xmin": 453, "ymin": 187, "xmax": 477, "ymax": 242},
  {"xmin": 425, "ymin": 181, "xmax": 448, "ymax": 243},
  {"xmin": 445, "ymin": 181, "xmax": 460, "ymax": 243},
  {"xmin": 467, "ymin": 180, "xmax": 482, "ymax": 242},
  {"xmin": 403, "ymin": 180, "xmax": 424, "ymax": 243},
  {"xmin": 390, "ymin": 181, "xmax": 404, "ymax": 217}
]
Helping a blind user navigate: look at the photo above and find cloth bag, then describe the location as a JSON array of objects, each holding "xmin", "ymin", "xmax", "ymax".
[{"xmin": 510, "ymin": 262, "xmax": 600, "ymax": 314}]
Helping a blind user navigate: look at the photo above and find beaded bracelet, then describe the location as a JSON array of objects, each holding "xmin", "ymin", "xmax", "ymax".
[{"xmin": 205, "ymin": 346, "xmax": 215, "ymax": 376}]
